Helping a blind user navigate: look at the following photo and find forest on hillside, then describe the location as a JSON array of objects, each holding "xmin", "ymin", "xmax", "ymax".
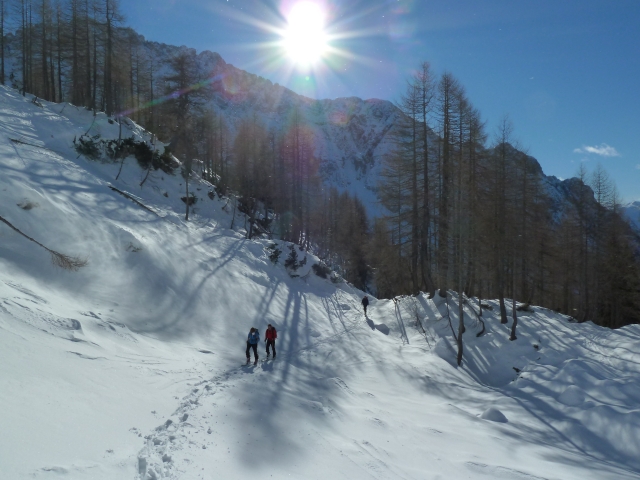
[{"xmin": 2, "ymin": 0, "xmax": 639, "ymax": 328}]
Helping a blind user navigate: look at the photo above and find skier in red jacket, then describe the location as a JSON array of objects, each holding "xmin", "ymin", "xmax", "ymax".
[{"xmin": 265, "ymin": 324, "xmax": 277, "ymax": 359}]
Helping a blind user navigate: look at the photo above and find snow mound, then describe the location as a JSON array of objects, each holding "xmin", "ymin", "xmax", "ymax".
[
  {"xmin": 480, "ymin": 407, "xmax": 508, "ymax": 423},
  {"xmin": 558, "ymin": 385, "xmax": 586, "ymax": 406}
]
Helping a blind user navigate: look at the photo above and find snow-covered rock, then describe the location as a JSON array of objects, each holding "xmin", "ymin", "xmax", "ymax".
[{"xmin": 480, "ymin": 407, "xmax": 508, "ymax": 423}]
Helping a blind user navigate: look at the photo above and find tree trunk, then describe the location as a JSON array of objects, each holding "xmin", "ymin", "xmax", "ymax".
[{"xmin": 0, "ymin": 0, "xmax": 5, "ymax": 85}]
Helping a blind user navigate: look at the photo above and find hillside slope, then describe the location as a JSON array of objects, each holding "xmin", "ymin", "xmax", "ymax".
[{"xmin": 1, "ymin": 88, "xmax": 639, "ymax": 480}]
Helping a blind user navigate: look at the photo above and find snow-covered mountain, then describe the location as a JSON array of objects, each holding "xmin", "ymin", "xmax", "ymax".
[
  {"xmin": 622, "ymin": 201, "xmax": 640, "ymax": 232},
  {"xmin": 143, "ymin": 42, "xmax": 606, "ymax": 222},
  {"xmin": 140, "ymin": 41, "xmax": 401, "ymax": 216},
  {"xmin": 1, "ymin": 87, "xmax": 640, "ymax": 480},
  {"xmin": 2, "ymin": 30, "xmax": 606, "ymax": 221}
]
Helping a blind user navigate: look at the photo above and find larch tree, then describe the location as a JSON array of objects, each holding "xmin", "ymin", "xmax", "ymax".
[
  {"xmin": 415, "ymin": 62, "xmax": 437, "ymax": 297},
  {"xmin": 435, "ymin": 72, "xmax": 462, "ymax": 296}
]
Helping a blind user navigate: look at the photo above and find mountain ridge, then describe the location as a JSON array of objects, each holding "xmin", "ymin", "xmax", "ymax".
[
  {"xmin": 135, "ymin": 38, "xmax": 613, "ymax": 223},
  {"xmin": 3, "ymin": 29, "xmax": 610, "ymax": 223}
]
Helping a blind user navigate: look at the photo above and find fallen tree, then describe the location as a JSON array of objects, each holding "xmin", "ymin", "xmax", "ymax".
[{"xmin": 0, "ymin": 215, "xmax": 87, "ymax": 271}]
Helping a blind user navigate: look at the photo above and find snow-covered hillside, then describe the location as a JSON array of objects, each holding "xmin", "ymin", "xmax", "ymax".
[{"xmin": 1, "ymin": 87, "xmax": 640, "ymax": 480}]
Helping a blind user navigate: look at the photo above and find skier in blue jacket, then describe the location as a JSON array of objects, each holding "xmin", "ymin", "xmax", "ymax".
[{"xmin": 246, "ymin": 327, "xmax": 260, "ymax": 365}]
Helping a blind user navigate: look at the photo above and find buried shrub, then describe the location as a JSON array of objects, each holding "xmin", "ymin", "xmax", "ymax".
[
  {"xmin": 121, "ymin": 138, "xmax": 177, "ymax": 174},
  {"xmin": 312, "ymin": 262, "xmax": 331, "ymax": 279},
  {"xmin": 266, "ymin": 243, "xmax": 282, "ymax": 264},
  {"xmin": 181, "ymin": 194, "xmax": 197, "ymax": 205},
  {"xmin": 284, "ymin": 245, "xmax": 307, "ymax": 274},
  {"xmin": 284, "ymin": 245, "xmax": 299, "ymax": 270},
  {"xmin": 74, "ymin": 135, "xmax": 177, "ymax": 174},
  {"xmin": 74, "ymin": 135, "xmax": 101, "ymax": 159}
]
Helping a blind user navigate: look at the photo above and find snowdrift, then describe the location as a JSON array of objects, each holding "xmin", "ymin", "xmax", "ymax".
[{"xmin": 1, "ymin": 86, "xmax": 639, "ymax": 480}]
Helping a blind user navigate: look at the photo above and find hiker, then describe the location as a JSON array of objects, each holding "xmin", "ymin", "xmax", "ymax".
[
  {"xmin": 362, "ymin": 295, "xmax": 369, "ymax": 315},
  {"xmin": 265, "ymin": 324, "xmax": 278, "ymax": 359},
  {"xmin": 246, "ymin": 327, "xmax": 260, "ymax": 365}
]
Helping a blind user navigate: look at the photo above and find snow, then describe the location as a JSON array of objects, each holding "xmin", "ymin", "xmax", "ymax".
[
  {"xmin": 622, "ymin": 201, "xmax": 640, "ymax": 232},
  {"xmin": 1, "ymin": 86, "xmax": 640, "ymax": 480},
  {"xmin": 480, "ymin": 407, "xmax": 508, "ymax": 423}
]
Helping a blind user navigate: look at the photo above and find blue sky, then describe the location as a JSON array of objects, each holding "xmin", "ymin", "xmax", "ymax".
[{"xmin": 123, "ymin": 0, "xmax": 640, "ymax": 202}]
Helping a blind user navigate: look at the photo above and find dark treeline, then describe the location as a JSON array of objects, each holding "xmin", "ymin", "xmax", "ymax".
[
  {"xmin": 374, "ymin": 62, "xmax": 640, "ymax": 330},
  {"xmin": 3, "ymin": 4, "xmax": 638, "ymax": 329}
]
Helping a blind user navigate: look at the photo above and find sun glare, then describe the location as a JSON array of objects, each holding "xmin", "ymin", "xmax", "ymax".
[{"xmin": 282, "ymin": 2, "xmax": 328, "ymax": 67}]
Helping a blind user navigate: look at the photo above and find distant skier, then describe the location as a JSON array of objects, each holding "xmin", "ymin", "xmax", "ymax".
[
  {"xmin": 362, "ymin": 295, "xmax": 369, "ymax": 316},
  {"xmin": 265, "ymin": 324, "xmax": 278, "ymax": 359},
  {"xmin": 246, "ymin": 327, "xmax": 260, "ymax": 365}
]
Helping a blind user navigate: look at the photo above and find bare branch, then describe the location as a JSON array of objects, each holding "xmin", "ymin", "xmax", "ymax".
[{"xmin": 0, "ymin": 215, "xmax": 88, "ymax": 271}]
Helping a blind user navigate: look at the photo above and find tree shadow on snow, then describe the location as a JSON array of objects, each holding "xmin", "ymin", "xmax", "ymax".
[{"xmin": 225, "ymin": 284, "xmax": 383, "ymax": 471}]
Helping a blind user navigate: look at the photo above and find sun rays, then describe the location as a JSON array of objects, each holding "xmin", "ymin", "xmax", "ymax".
[
  {"xmin": 281, "ymin": 2, "xmax": 328, "ymax": 67},
  {"xmin": 203, "ymin": 0, "xmax": 387, "ymax": 99}
]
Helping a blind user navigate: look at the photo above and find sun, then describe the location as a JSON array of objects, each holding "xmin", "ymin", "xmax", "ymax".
[{"xmin": 282, "ymin": 2, "xmax": 328, "ymax": 67}]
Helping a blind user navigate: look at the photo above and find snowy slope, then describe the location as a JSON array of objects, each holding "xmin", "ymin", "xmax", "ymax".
[{"xmin": 1, "ymin": 86, "xmax": 640, "ymax": 480}]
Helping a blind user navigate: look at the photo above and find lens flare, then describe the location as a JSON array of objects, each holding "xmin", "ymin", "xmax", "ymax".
[{"xmin": 282, "ymin": 2, "xmax": 328, "ymax": 67}]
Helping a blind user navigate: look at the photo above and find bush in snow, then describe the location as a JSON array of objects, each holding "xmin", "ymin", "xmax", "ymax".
[
  {"xmin": 237, "ymin": 197, "xmax": 255, "ymax": 216},
  {"xmin": 330, "ymin": 272, "xmax": 343, "ymax": 284},
  {"xmin": 180, "ymin": 194, "xmax": 197, "ymax": 206},
  {"xmin": 284, "ymin": 245, "xmax": 307, "ymax": 273},
  {"xmin": 284, "ymin": 245, "xmax": 299, "ymax": 271},
  {"xmin": 119, "ymin": 138, "xmax": 177, "ymax": 174},
  {"xmin": 17, "ymin": 200, "xmax": 39, "ymax": 210},
  {"xmin": 74, "ymin": 135, "xmax": 177, "ymax": 174},
  {"xmin": 74, "ymin": 135, "xmax": 101, "ymax": 159},
  {"xmin": 312, "ymin": 262, "xmax": 331, "ymax": 279},
  {"xmin": 266, "ymin": 243, "xmax": 282, "ymax": 264}
]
